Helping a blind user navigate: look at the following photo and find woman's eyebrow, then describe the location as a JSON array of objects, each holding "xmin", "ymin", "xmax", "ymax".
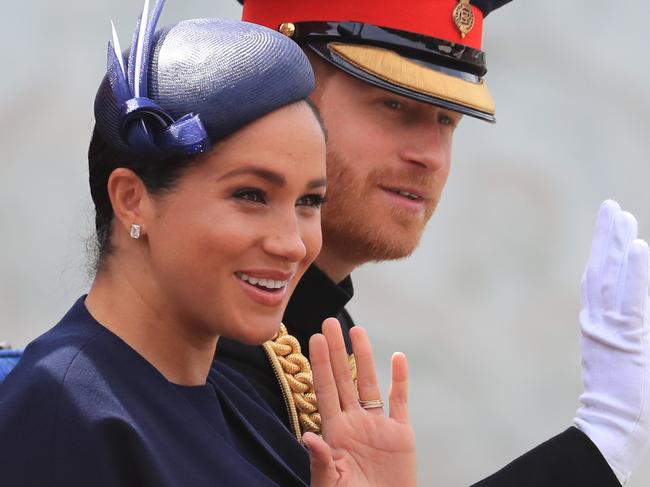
[
  {"xmin": 307, "ymin": 178, "xmax": 327, "ymax": 189},
  {"xmin": 219, "ymin": 166, "xmax": 286, "ymax": 187}
]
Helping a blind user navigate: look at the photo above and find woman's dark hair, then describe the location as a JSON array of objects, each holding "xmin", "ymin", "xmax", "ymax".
[
  {"xmin": 88, "ymin": 126, "xmax": 203, "ymax": 273},
  {"xmin": 88, "ymin": 98, "xmax": 325, "ymax": 273}
]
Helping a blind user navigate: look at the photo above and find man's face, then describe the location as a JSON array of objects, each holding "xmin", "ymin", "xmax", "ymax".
[{"xmin": 312, "ymin": 69, "xmax": 461, "ymax": 266}]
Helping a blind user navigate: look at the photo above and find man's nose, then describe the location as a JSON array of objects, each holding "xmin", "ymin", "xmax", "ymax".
[{"xmin": 399, "ymin": 126, "xmax": 449, "ymax": 172}]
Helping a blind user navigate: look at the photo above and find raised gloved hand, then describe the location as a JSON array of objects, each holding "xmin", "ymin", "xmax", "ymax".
[{"xmin": 574, "ymin": 200, "xmax": 650, "ymax": 485}]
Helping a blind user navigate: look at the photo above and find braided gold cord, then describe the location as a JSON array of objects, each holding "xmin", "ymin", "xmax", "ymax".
[
  {"xmin": 264, "ymin": 324, "xmax": 360, "ymax": 439},
  {"xmin": 267, "ymin": 325, "xmax": 322, "ymax": 436}
]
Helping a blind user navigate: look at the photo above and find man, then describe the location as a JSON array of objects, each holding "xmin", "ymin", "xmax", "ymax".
[{"xmin": 217, "ymin": 1, "xmax": 649, "ymax": 485}]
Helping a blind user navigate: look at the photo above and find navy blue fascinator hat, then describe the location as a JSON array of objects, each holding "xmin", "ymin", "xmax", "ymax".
[{"xmin": 94, "ymin": 0, "xmax": 315, "ymax": 160}]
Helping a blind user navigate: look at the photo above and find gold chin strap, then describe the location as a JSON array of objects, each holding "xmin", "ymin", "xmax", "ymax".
[{"xmin": 262, "ymin": 324, "xmax": 358, "ymax": 441}]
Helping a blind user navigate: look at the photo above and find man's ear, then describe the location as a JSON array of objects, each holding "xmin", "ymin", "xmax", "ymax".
[{"xmin": 107, "ymin": 168, "xmax": 152, "ymax": 239}]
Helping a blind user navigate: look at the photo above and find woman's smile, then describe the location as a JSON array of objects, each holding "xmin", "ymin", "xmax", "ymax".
[{"xmin": 234, "ymin": 270, "xmax": 293, "ymax": 307}]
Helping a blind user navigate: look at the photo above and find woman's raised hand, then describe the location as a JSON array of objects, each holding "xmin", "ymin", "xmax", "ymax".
[{"xmin": 304, "ymin": 318, "xmax": 416, "ymax": 487}]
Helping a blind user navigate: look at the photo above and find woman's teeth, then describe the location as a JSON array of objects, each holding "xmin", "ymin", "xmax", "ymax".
[{"xmin": 236, "ymin": 272, "xmax": 287, "ymax": 290}]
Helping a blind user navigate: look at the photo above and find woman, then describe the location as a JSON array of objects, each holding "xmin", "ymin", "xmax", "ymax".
[{"xmin": 0, "ymin": 1, "xmax": 415, "ymax": 486}]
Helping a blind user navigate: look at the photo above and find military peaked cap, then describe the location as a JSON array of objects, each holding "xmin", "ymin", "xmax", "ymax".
[{"xmin": 237, "ymin": 0, "xmax": 513, "ymax": 122}]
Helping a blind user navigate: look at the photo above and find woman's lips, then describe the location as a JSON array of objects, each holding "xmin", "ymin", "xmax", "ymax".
[{"xmin": 235, "ymin": 271, "xmax": 291, "ymax": 307}]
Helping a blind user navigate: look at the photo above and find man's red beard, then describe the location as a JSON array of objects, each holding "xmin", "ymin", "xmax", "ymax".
[{"xmin": 320, "ymin": 147, "xmax": 440, "ymax": 266}]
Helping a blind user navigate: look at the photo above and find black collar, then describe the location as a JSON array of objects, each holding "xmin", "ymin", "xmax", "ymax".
[{"xmin": 282, "ymin": 264, "xmax": 354, "ymax": 353}]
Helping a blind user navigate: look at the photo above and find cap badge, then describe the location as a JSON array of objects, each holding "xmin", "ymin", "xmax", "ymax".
[
  {"xmin": 453, "ymin": 0, "xmax": 475, "ymax": 39},
  {"xmin": 278, "ymin": 22, "xmax": 296, "ymax": 38}
]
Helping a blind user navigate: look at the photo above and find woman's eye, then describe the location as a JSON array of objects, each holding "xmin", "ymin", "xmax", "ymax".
[
  {"xmin": 297, "ymin": 194, "xmax": 327, "ymax": 208},
  {"xmin": 233, "ymin": 188, "xmax": 267, "ymax": 204}
]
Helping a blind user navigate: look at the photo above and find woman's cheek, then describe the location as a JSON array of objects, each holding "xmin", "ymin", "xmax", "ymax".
[{"xmin": 302, "ymin": 217, "xmax": 323, "ymax": 263}]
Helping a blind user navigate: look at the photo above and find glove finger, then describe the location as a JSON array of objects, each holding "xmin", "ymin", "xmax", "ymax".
[
  {"xmin": 588, "ymin": 200, "xmax": 622, "ymax": 270},
  {"xmin": 602, "ymin": 211, "xmax": 638, "ymax": 312},
  {"xmin": 619, "ymin": 239, "xmax": 650, "ymax": 321},
  {"xmin": 584, "ymin": 200, "xmax": 620, "ymax": 311}
]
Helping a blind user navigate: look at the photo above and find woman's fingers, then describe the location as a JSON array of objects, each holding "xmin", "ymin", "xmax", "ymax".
[
  {"xmin": 350, "ymin": 326, "xmax": 383, "ymax": 414},
  {"xmin": 303, "ymin": 432, "xmax": 338, "ymax": 486},
  {"xmin": 388, "ymin": 352, "xmax": 409, "ymax": 424},
  {"xmin": 309, "ymin": 333, "xmax": 342, "ymax": 421},
  {"xmin": 315, "ymin": 318, "xmax": 406, "ymax": 422},
  {"xmin": 322, "ymin": 318, "xmax": 360, "ymax": 411}
]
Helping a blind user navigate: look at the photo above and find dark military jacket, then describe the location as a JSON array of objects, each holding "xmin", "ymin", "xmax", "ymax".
[{"xmin": 216, "ymin": 264, "xmax": 621, "ymax": 487}]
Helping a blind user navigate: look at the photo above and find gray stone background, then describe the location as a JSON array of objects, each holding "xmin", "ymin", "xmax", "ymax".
[{"xmin": 1, "ymin": 1, "xmax": 649, "ymax": 485}]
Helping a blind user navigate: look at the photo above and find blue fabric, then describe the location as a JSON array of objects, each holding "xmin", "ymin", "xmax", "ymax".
[
  {"xmin": 0, "ymin": 297, "xmax": 309, "ymax": 486},
  {"xmin": 0, "ymin": 349, "xmax": 22, "ymax": 384}
]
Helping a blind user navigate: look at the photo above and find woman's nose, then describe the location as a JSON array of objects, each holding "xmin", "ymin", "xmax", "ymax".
[{"xmin": 262, "ymin": 217, "xmax": 308, "ymax": 263}]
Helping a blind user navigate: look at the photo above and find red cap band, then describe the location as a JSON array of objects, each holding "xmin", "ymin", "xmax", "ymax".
[{"xmin": 242, "ymin": 0, "xmax": 484, "ymax": 50}]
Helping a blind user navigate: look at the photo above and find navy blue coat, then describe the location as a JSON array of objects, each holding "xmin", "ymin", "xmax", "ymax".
[{"xmin": 0, "ymin": 297, "xmax": 309, "ymax": 486}]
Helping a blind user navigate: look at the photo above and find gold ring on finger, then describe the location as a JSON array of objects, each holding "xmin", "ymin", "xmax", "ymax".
[{"xmin": 359, "ymin": 399, "xmax": 384, "ymax": 410}]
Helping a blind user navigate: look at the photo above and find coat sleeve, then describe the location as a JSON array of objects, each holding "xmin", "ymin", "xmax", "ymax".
[{"xmin": 471, "ymin": 427, "xmax": 621, "ymax": 487}]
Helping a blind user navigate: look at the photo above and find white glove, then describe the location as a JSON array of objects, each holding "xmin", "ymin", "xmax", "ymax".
[{"xmin": 574, "ymin": 200, "xmax": 650, "ymax": 485}]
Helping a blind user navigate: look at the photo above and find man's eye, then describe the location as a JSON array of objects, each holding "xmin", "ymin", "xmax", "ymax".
[
  {"xmin": 233, "ymin": 188, "xmax": 267, "ymax": 204},
  {"xmin": 383, "ymin": 99, "xmax": 403, "ymax": 111},
  {"xmin": 438, "ymin": 113, "xmax": 457, "ymax": 127},
  {"xmin": 438, "ymin": 112, "xmax": 461, "ymax": 128},
  {"xmin": 297, "ymin": 194, "xmax": 327, "ymax": 208}
]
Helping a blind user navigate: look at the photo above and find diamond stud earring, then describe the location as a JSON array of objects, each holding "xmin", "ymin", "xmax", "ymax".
[{"xmin": 130, "ymin": 224, "xmax": 142, "ymax": 240}]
